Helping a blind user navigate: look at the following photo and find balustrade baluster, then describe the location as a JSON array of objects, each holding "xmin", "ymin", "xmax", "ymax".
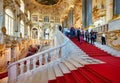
[
  {"xmin": 26, "ymin": 59, "xmax": 30, "ymax": 72},
  {"xmin": 45, "ymin": 53, "xmax": 48, "ymax": 64},
  {"xmin": 39, "ymin": 56, "xmax": 42, "ymax": 66},
  {"xmin": 33, "ymin": 58, "xmax": 37, "ymax": 69},
  {"xmin": 20, "ymin": 62, "xmax": 24, "ymax": 75}
]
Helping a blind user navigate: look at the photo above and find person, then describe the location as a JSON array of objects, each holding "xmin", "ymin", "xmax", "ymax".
[
  {"xmin": 70, "ymin": 27, "xmax": 75, "ymax": 38},
  {"xmin": 85, "ymin": 30, "xmax": 89, "ymax": 43},
  {"xmin": 77, "ymin": 28, "xmax": 81, "ymax": 42},
  {"xmin": 59, "ymin": 25, "xmax": 63, "ymax": 32},
  {"xmin": 81, "ymin": 28, "xmax": 84, "ymax": 39},
  {"xmin": 79, "ymin": 33, "xmax": 83, "ymax": 44},
  {"xmin": 90, "ymin": 30, "xmax": 95, "ymax": 44},
  {"xmin": 27, "ymin": 49, "xmax": 33, "ymax": 57},
  {"xmin": 94, "ymin": 31, "xmax": 97, "ymax": 42},
  {"xmin": 101, "ymin": 33, "xmax": 106, "ymax": 45}
]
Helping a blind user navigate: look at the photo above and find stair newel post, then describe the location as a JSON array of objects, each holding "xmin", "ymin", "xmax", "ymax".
[
  {"xmin": 45, "ymin": 53, "xmax": 48, "ymax": 64},
  {"xmin": 8, "ymin": 64, "xmax": 17, "ymax": 83},
  {"xmin": 39, "ymin": 56, "xmax": 42, "ymax": 66},
  {"xmin": 20, "ymin": 62, "xmax": 24, "ymax": 75},
  {"xmin": 26, "ymin": 59, "xmax": 30, "ymax": 72},
  {"xmin": 33, "ymin": 57, "xmax": 37, "ymax": 69}
]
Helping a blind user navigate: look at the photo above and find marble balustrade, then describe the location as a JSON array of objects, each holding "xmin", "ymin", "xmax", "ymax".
[{"xmin": 7, "ymin": 29, "xmax": 71, "ymax": 83}]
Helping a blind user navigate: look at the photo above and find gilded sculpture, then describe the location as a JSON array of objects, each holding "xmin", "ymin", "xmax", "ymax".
[
  {"xmin": 1, "ymin": 26, "xmax": 6, "ymax": 35},
  {"xmin": 1, "ymin": 26, "xmax": 11, "ymax": 44}
]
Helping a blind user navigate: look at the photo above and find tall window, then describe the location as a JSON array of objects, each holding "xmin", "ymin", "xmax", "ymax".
[
  {"xmin": 20, "ymin": 0, "xmax": 25, "ymax": 13},
  {"xmin": 5, "ymin": 9, "xmax": 14, "ymax": 35},
  {"xmin": 55, "ymin": 17, "xmax": 60, "ymax": 23},
  {"xmin": 28, "ymin": 26, "xmax": 30, "ymax": 37},
  {"xmin": 27, "ymin": 11, "xmax": 30, "ymax": 20},
  {"xmin": 44, "ymin": 16, "xmax": 49, "ymax": 22},
  {"xmin": 20, "ymin": 20, "xmax": 24, "ymax": 37}
]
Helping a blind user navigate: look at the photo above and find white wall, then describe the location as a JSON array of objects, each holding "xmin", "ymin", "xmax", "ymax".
[{"xmin": 108, "ymin": 19, "xmax": 120, "ymax": 31}]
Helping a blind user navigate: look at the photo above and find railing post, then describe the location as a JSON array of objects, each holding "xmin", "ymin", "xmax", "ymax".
[
  {"xmin": 45, "ymin": 53, "xmax": 48, "ymax": 64},
  {"xmin": 26, "ymin": 59, "xmax": 30, "ymax": 72},
  {"xmin": 39, "ymin": 56, "xmax": 42, "ymax": 66},
  {"xmin": 8, "ymin": 64, "xmax": 17, "ymax": 83},
  {"xmin": 33, "ymin": 58, "xmax": 37, "ymax": 69},
  {"xmin": 20, "ymin": 62, "xmax": 24, "ymax": 75}
]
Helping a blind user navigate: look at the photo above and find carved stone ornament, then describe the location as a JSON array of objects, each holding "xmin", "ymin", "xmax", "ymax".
[
  {"xmin": 20, "ymin": 32, "xmax": 22, "ymax": 38},
  {"xmin": 1, "ymin": 26, "xmax": 6, "ymax": 35}
]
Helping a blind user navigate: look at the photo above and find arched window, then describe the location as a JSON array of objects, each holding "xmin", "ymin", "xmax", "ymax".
[
  {"xmin": 20, "ymin": 0, "xmax": 25, "ymax": 13},
  {"xmin": 27, "ymin": 11, "xmax": 30, "ymax": 20},
  {"xmin": 20, "ymin": 20, "xmax": 24, "ymax": 37},
  {"xmin": 5, "ymin": 9, "xmax": 14, "ymax": 35},
  {"xmin": 28, "ymin": 26, "xmax": 30, "ymax": 37}
]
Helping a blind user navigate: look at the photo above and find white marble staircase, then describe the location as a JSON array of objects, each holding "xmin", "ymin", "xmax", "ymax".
[
  {"xmin": 7, "ymin": 29, "xmax": 106, "ymax": 83},
  {"xmin": 14, "ymin": 54, "xmax": 104, "ymax": 83}
]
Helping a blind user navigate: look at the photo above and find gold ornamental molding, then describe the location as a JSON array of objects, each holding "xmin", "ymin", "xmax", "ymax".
[
  {"xmin": 107, "ymin": 30, "xmax": 120, "ymax": 51},
  {"xmin": 14, "ymin": 0, "xmax": 20, "ymax": 7},
  {"xmin": 35, "ymin": 0, "xmax": 63, "ymax": 6},
  {"xmin": 110, "ymin": 14, "xmax": 120, "ymax": 22}
]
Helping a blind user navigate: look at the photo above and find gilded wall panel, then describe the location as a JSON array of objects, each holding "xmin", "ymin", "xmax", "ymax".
[
  {"xmin": 107, "ymin": 30, "xmax": 120, "ymax": 50},
  {"xmin": 97, "ymin": 30, "xmax": 120, "ymax": 51}
]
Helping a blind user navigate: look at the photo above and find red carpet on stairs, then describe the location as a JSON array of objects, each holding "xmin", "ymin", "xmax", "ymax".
[
  {"xmin": 64, "ymin": 73, "xmax": 77, "ymax": 83},
  {"xmin": 71, "ymin": 37, "xmax": 120, "ymax": 83},
  {"xmin": 71, "ymin": 70, "xmax": 90, "ymax": 83},
  {"xmin": 78, "ymin": 67, "xmax": 108, "ymax": 83},
  {"xmin": 48, "ymin": 37, "xmax": 120, "ymax": 83},
  {"xmin": 56, "ymin": 76, "xmax": 66, "ymax": 83},
  {"xmin": 0, "ymin": 72, "xmax": 8, "ymax": 79}
]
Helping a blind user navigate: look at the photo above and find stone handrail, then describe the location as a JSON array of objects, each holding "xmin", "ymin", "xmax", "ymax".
[{"xmin": 7, "ymin": 29, "xmax": 69, "ymax": 83}]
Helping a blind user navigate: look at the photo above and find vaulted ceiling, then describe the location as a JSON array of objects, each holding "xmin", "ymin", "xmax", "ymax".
[{"xmin": 24, "ymin": 0, "xmax": 82, "ymax": 22}]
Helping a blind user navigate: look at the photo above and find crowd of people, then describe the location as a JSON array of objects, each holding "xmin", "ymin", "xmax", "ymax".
[
  {"xmin": 65, "ymin": 27, "xmax": 107, "ymax": 45},
  {"xmin": 64, "ymin": 27, "xmax": 98, "ymax": 44},
  {"xmin": 85, "ymin": 29, "xmax": 97, "ymax": 44}
]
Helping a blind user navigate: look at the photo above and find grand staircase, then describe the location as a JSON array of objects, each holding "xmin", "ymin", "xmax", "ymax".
[
  {"xmin": 16, "ymin": 55, "xmax": 107, "ymax": 83},
  {"xmin": 7, "ymin": 30, "xmax": 120, "ymax": 83}
]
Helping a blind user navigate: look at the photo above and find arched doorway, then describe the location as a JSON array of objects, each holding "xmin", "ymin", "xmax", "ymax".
[
  {"xmin": 43, "ymin": 23, "xmax": 50, "ymax": 39},
  {"xmin": 32, "ymin": 28, "xmax": 38, "ymax": 39}
]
